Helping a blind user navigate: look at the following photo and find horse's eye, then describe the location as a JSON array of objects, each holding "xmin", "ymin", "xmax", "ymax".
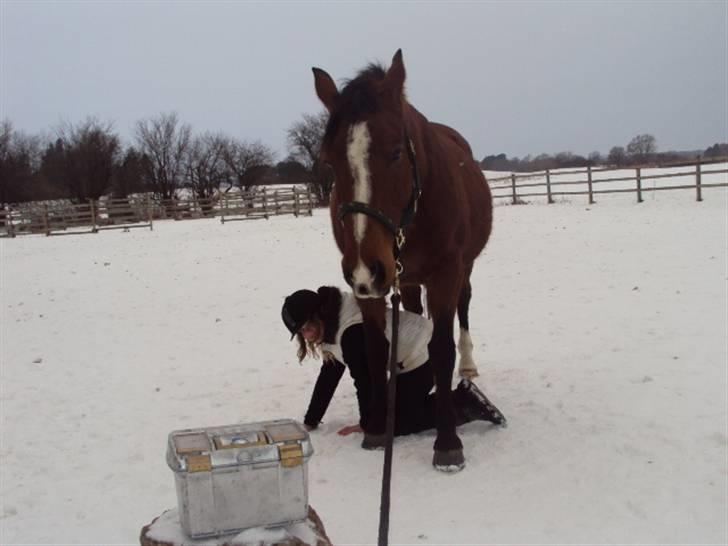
[{"xmin": 391, "ymin": 148, "xmax": 403, "ymax": 162}]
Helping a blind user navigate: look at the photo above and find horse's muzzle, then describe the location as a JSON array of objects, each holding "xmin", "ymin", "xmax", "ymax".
[{"xmin": 343, "ymin": 259, "xmax": 388, "ymax": 299}]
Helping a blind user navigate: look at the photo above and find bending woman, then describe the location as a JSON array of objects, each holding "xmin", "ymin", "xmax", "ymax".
[{"xmin": 281, "ymin": 286, "xmax": 506, "ymax": 437}]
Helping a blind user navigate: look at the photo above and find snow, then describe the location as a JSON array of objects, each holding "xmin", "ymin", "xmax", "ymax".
[
  {"xmin": 144, "ymin": 509, "xmax": 321, "ymax": 546},
  {"xmin": 1, "ymin": 178, "xmax": 727, "ymax": 545}
]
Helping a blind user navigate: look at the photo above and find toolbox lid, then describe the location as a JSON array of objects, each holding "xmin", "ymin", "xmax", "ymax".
[{"xmin": 166, "ymin": 419, "xmax": 313, "ymax": 473}]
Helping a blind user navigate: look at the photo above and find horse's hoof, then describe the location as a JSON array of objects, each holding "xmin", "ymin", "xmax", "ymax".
[
  {"xmin": 361, "ymin": 433, "xmax": 387, "ymax": 450},
  {"xmin": 432, "ymin": 449, "xmax": 465, "ymax": 472},
  {"xmin": 459, "ymin": 367, "xmax": 479, "ymax": 379}
]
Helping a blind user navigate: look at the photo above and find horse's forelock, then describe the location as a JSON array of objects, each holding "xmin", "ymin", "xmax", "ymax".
[{"xmin": 323, "ymin": 64, "xmax": 388, "ymax": 147}]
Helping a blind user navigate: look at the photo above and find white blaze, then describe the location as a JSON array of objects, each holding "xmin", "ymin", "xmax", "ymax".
[{"xmin": 346, "ymin": 122, "xmax": 372, "ymax": 243}]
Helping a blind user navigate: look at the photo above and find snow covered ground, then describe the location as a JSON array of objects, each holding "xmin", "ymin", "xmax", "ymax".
[{"xmin": 1, "ymin": 183, "xmax": 726, "ymax": 545}]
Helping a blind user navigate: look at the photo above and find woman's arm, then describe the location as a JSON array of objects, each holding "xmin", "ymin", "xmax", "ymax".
[{"xmin": 303, "ymin": 359, "xmax": 346, "ymax": 429}]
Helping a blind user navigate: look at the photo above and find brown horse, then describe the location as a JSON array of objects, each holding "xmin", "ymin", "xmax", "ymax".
[{"xmin": 312, "ymin": 50, "xmax": 492, "ymax": 470}]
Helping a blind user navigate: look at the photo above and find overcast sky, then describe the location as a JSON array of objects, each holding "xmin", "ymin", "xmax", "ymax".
[{"xmin": 2, "ymin": 1, "xmax": 726, "ymax": 160}]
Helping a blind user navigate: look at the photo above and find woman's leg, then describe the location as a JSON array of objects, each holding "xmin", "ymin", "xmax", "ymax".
[{"xmin": 394, "ymin": 363, "xmax": 437, "ymax": 436}]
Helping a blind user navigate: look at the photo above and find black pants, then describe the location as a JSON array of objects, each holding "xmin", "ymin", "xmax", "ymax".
[
  {"xmin": 348, "ymin": 354, "xmax": 437, "ymax": 436},
  {"xmin": 394, "ymin": 363, "xmax": 438, "ymax": 435}
]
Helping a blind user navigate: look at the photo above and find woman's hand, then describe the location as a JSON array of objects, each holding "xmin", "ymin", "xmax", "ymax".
[{"xmin": 337, "ymin": 424, "xmax": 363, "ymax": 436}]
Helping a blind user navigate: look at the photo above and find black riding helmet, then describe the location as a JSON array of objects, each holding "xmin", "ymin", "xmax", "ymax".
[{"xmin": 281, "ymin": 289, "xmax": 320, "ymax": 340}]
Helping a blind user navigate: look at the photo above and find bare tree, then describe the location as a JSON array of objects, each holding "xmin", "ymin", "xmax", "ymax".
[
  {"xmin": 588, "ymin": 151, "xmax": 603, "ymax": 165},
  {"xmin": 287, "ymin": 111, "xmax": 332, "ymax": 203},
  {"xmin": 222, "ymin": 138, "xmax": 276, "ymax": 192},
  {"xmin": 135, "ymin": 112, "xmax": 191, "ymax": 199},
  {"xmin": 275, "ymin": 158, "xmax": 309, "ymax": 186},
  {"xmin": 111, "ymin": 147, "xmax": 148, "ymax": 198},
  {"xmin": 287, "ymin": 111, "xmax": 326, "ymax": 170},
  {"xmin": 184, "ymin": 132, "xmax": 230, "ymax": 198},
  {"xmin": 608, "ymin": 146, "xmax": 626, "ymax": 167},
  {"xmin": 626, "ymin": 134, "xmax": 657, "ymax": 165},
  {"xmin": 39, "ymin": 117, "xmax": 119, "ymax": 202},
  {"xmin": 1, "ymin": 120, "xmax": 49, "ymax": 203},
  {"xmin": 704, "ymin": 142, "xmax": 728, "ymax": 158}
]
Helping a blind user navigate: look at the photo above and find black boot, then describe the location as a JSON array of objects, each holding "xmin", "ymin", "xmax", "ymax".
[{"xmin": 454, "ymin": 379, "xmax": 507, "ymax": 427}]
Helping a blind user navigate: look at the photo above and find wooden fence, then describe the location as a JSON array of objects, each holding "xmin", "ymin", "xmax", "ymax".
[
  {"xmin": 0, "ymin": 196, "xmax": 154, "ymax": 237},
  {"xmin": 220, "ymin": 187, "xmax": 314, "ymax": 223},
  {"xmin": 0, "ymin": 186, "xmax": 313, "ymax": 238},
  {"xmin": 488, "ymin": 158, "xmax": 728, "ymax": 205}
]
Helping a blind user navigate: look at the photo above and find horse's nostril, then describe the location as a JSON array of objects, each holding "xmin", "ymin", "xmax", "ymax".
[{"xmin": 355, "ymin": 284, "xmax": 370, "ymax": 296}]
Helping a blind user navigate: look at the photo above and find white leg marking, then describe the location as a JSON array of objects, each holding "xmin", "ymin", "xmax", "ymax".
[
  {"xmin": 346, "ymin": 122, "xmax": 372, "ymax": 244},
  {"xmin": 458, "ymin": 328, "xmax": 479, "ymax": 379}
]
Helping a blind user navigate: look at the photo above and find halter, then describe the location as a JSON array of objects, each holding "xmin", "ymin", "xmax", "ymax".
[
  {"xmin": 336, "ymin": 132, "xmax": 422, "ymax": 269},
  {"xmin": 336, "ymin": 131, "xmax": 421, "ymax": 546}
]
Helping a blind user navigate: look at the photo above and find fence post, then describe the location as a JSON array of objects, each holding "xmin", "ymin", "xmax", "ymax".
[
  {"xmin": 5, "ymin": 206, "xmax": 15, "ymax": 238},
  {"xmin": 90, "ymin": 199, "xmax": 98, "ymax": 233},
  {"xmin": 587, "ymin": 166, "xmax": 595, "ymax": 204},
  {"xmin": 147, "ymin": 196, "xmax": 154, "ymax": 231},
  {"xmin": 510, "ymin": 174, "xmax": 518, "ymax": 205},
  {"xmin": 43, "ymin": 203, "xmax": 50, "ymax": 236},
  {"xmin": 262, "ymin": 188, "xmax": 269, "ymax": 219},
  {"xmin": 294, "ymin": 187, "xmax": 300, "ymax": 217},
  {"xmin": 695, "ymin": 155, "xmax": 703, "ymax": 202},
  {"xmin": 636, "ymin": 167, "xmax": 643, "ymax": 203},
  {"xmin": 546, "ymin": 169, "xmax": 553, "ymax": 204}
]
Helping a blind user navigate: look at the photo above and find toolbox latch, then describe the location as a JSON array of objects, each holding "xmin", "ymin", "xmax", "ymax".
[
  {"xmin": 278, "ymin": 443, "xmax": 303, "ymax": 468},
  {"xmin": 186, "ymin": 454, "xmax": 212, "ymax": 472}
]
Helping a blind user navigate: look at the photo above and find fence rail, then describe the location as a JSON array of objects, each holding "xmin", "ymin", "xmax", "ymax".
[
  {"xmin": 220, "ymin": 187, "xmax": 314, "ymax": 223},
  {"xmin": 0, "ymin": 186, "xmax": 313, "ymax": 238},
  {"xmin": 488, "ymin": 158, "xmax": 727, "ymax": 205}
]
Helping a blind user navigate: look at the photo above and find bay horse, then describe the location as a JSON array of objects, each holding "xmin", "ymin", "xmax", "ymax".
[{"xmin": 312, "ymin": 50, "xmax": 492, "ymax": 470}]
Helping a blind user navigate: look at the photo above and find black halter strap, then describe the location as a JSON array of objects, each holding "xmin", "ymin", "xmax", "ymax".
[
  {"xmin": 337, "ymin": 131, "xmax": 422, "ymax": 258},
  {"xmin": 337, "ymin": 131, "xmax": 420, "ymax": 546}
]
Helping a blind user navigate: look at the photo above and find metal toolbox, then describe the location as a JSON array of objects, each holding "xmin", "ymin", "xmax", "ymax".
[{"xmin": 166, "ymin": 419, "xmax": 314, "ymax": 538}]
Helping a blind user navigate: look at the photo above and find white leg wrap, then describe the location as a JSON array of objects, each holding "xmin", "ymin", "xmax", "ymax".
[{"xmin": 457, "ymin": 328, "xmax": 479, "ymax": 379}]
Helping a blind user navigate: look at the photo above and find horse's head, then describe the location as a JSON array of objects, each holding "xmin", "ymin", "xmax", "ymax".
[{"xmin": 313, "ymin": 50, "xmax": 418, "ymax": 299}]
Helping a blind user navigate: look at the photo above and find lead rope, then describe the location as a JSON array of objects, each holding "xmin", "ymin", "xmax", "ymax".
[{"xmin": 377, "ymin": 233, "xmax": 405, "ymax": 546}]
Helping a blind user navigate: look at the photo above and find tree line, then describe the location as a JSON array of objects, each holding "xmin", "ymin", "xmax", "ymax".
[
  {"xmin": 0, "ymin": 112, "xmax": 325, "ymax": 205},
  {"xmin": 3, "ymin": 113, "xmax": 725, "ymax": 206},
  {"xmin": 481, "ymin": 134, "xmax": 728, "ymax": 172}
]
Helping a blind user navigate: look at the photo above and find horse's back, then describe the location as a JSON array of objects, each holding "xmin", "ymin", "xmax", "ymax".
[
  {"xmin": 429, "ymin": 122, "xmax": 492, "ymax": 259},
  {"xmin": 430, "ymin": 122, "xmax": 474, "ymax": 159}
]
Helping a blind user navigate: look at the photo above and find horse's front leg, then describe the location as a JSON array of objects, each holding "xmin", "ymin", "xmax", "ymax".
[
  {"xmin": 357, "ymin": 297, "xmax": 389, "ymax": 449},
  {"xmin": 427, "ymin": 268, "xmax": 465, "ymax": 471},
  {"xmin": 400, "ymin": 284, "xmax": 424, "ymax": 315}
]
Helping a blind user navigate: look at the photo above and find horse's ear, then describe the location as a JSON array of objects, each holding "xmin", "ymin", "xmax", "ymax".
[
  {"xmin": 312, "ymin": 67, "xmax": 339, "ymax": 113},
  {"xmin": 384, "ymin": 49, "xmax": 406, "ymax": 99}
]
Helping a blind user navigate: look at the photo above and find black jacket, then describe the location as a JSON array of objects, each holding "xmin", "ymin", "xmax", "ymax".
[{"xmin": 304, "ymin": 324, "xmax": 372, "ymax": 429}]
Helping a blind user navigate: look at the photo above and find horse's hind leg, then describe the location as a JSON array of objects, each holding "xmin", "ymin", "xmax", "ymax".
[{"xmin": 457, "ymin": 268, "xmax": 479, "ymax": 379}]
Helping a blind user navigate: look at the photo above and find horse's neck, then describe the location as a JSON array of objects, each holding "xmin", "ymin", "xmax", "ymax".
[{"xmin": 403, "ymin": 103, "xmax": 434, "ymax": 184}]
